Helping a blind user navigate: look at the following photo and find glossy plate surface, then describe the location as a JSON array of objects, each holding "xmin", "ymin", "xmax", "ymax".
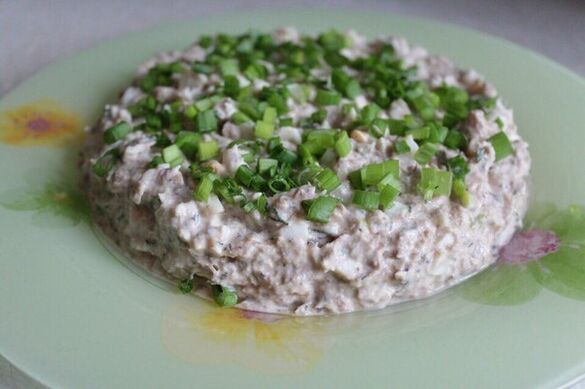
[{"xmin": 1, "ymin": 8, "xmax": 584, "ymax": 389}]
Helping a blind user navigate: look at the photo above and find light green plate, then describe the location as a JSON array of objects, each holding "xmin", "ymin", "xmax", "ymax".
[{"xmin": 1, "ymin": 8, "xmax": 585, "ymax": 389}]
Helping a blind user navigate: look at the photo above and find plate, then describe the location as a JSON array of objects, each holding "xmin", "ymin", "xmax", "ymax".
[{"xmin": 1, "ymin": 8, "xmax": 585, "ymax": 389}]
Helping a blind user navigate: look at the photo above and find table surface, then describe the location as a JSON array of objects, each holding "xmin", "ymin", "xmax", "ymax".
[{"xmin": 1, "ymin": 1, "xmax": 584, "ymax": 388}]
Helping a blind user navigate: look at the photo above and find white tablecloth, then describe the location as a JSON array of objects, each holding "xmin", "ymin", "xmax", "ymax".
[{"xmin": 1, "ymin": 1, "xmax": 584, "ymax": 387}]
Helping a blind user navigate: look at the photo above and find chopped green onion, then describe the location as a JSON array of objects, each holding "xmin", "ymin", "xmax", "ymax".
[
  {"xmin": 103, "ymin": 122, "xmax": 132, "ymax": 144},
  {"xmin": 257, "ymin": 158, "xmax": 278, "ymax": 176},
  {"xmin": 270, "ymin": 145, "xmax": 298, "ymax": 165},
  {"xmin": 352, "ymin": 190, "xmax": 380, "ymax": 211},
  {"xmin": 394, "ymin": 140, "xmax": 410, "ymax": 154},
  {"xmin": 193, "ymin": 174, "xmax": 216, "ymax": 202},
  {"xmin": 447, "ymin": 156, "xmax": 470, "ymax": 180},
  {"xmin": 212, "ymin": 285, "xmax": 238, "ymax": 307},
  {"xmin": 369, "ymin": 118, "xmax": 388, "ymax": 138},
  {"xmin": 192, "ymin": 62, "xmax": 213, "ymax": 74},
  {"xmin": 255, "ymin": 195, "xmax": 268, "ymax": 215},
  {"xmin": 496, "ymin": 117, "xmax": 504, "ymax": 129},
  {"xmin": 195, "ymin": 98, "xmax": 213, "ymax": 111},
  {"xmin": 218, "ymin": 59, "xmax": 239, "ymax": 76},
  {"xmin": 279, "ymin": 117, "xmax": 294, "ymax": 126},
  {"xmin": 298, "ymin": 144, "xmax": 316, "ymax": 165},
  {"xmin": 92, "ymin": 149, "xmax": 120, "ymax": 177},
  {"xmin": 405, "ymin": 126, "xmax": 430, "ymax": 140},
  {"xmin": 312, "ymin": 168, "xmax": 341, "ymax": 192},
  {"xmin": 318, "ymin": 29, "xmax": 347, "ymax": 51},
  {"xmin": 388, "ymin": 119, "xmax": 408, "ymax": 136},
  {"xmin": 254, "ymin": 120, "xmax": 274, "ymax": 139},
  {"xmin": 178, "ymin": 279, "xmax": 194, "ymax": 294},
  {"xmin": 175, "ymin": 131, "xmax": 201, "ymax": 159},
  {"xmin": 197, "ymin": 140, "xmax": 219, "ymax": 161},
  {"xmin": 302, "ymin": 196, "xmax": 340, "ymax": 223},
  {"xmin": 148, "ymin": 155, "xmax": 164, "ymax": 169},
  {"xmin": 451, "ymin": 178, "xmax": 471, "ymax": 207},
  {"xmin": 262, "ymin": 106, "xmax": 277, "ymax": 124},
  {"xmin": 244, "ymin": 63, "xmax": 267, "ymax": 80},
  {"xmin": 162, "ymin": 144, "xmax": 185, "ymax": 167},
  {"xmin": 334, "ymin": 131, "xmax": 352, "ymax": 158},
  {"xmin": 348, "ymin": 169, "xmax": 364, "ymax": 190},
  {"xmin": 489, "ymin": 131, "xmax": 514, "ymax": 161},
  {"xmin": 223, "ymin": 75, "xmax": 240, "ymax": 98},
  {"xmin": 379, "ymin": 184, "xmax": 400, "ymax": 210},
  {"xmin": 427, "ymin": 125, "xmax": 448, "ymax": 144},
  {"xmin": 359, "ymin": 160, "xmax": 400, "ymax": 186},
  {"xmin": 443, "ymin": 130, "xmax": 468, "ymax": 150},
  {"xmin": 414, "ymin": 143, "xmax": 437, "ymax": 165},
  {"xmin": 213, "ymin": 177, "xmax": 242, "ymax": 204},
  {"xmin": 268, "ymin": 176, "xmax": 291, "ymax": 193},
  {"xmin": 305, "ymin": 129, "xmax": 336, "ymax": 148},
  {"xmin": 418, "ymin": 167, "xmax": 453, "ymax": 200},
  {"xmin": 196, "ymin": 110, "xmax": 218, "ymax": 132},
  {"xmin": 376, "ymin": 173, "xmax": 401, "ymax": 192},
  {"xmin": 315, "ymin": 89, "xmax": 341, "ymax": 106},
  {"xmin": 331, "ymin": 69, "xmax": 362, "ymax": 98},
  {"xmin": 360, "ymin": 104, "xmax": 381, "ymax": 124},
  {"xmin": 236, "ymin": 165, "xmax": 266, "ymax": 191},
  {"xmin": 241, "ymin": 200, "xmax": 256, "ymax": 213},
  {"xmin": 184, "ymin": 105, "xmax": 198, "ymax": 119},
  {"xmin": 231, "ymin": 111, "xmax": 252, "ymax": 125}
]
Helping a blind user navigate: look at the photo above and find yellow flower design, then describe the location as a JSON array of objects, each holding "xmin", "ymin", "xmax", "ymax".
[
  {"xmin": 162, "ymin": 298, "xmax": 325, "ymax": 373},
  {"xmin": 0, "ymin": 100, "xmax": 83, "ymax": 146}
]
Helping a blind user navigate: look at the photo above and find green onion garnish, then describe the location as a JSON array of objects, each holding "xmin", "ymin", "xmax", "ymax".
[
  {"xmin": 495, "ymin": 117, "xmax": 504, "ymax": 129},
  {"xmin": 279, "ymin": 117, "xmax": 294, "ymax": 127},
  {"xmin": 197, "ymin": 140, "xmax": 219, "ymax": 161},
  {"xmin": 489, "ymin": 131, "xmax": 514, "ymax": 161},
  {"xmin": 162, "ymin": 144, "xmax": 185, "ymax": 167},
  {"xmin": 103, "ymin": 122, "xmax": 132, "ymax": 144},
  {"xmin": 92, "ymin": 149, "xmax": 120, "ymax": 177},
  {"xmin": 394, "ymin": 140, "xmax": 410, "ymax": 154},
  {"xmin": 148, "ymin": 155, "xmax": 164, "ymax": 169},
  {"xmin": 379, "ymin": 184, "xmax": 400, "ymax": 210},
  {"xmin": 257, "ymin": 158, "xmax": 278, "ymax": 176},
  {"xmin": 254, "ymin": 120, "xmax": 275, "ymax": 139},
  {"xmin": 175, "ymin": 131, "xmax": 201, "ymax": 159},
  {"xmin": 334, "ymin": 131, "xmax": 352, "ymax": 158},
  {"xmin": 451, "ymin": 178, "xmax": 471, "ymax": 207},
  {"xmin": 312, "ymin": 168, "xmax": 341, "ymax": 192},
  {"xmin": 236, "ymin": 165, "xmax": 266, "ymax": 191},
  {"xmin": 270, "ymin": 144, "xmax": 298, "ymax": 165},
  {"xmin": 414, "ymin": 142, "xmax": 437, "ymax": 165},
  {"xmin": 446, "ymin": 156, "xmax": 470, "ymax": 179},
  {"xmin": 369, "ymin": 118, "xmax": 388, "ymax": 138},
  {"xmin": 231, "ymin": 111, "xmax": 252, "ymax": 124},
  {"xmin": 196, "ymin": 110, "xmax": 218, "ymax": 133},
  {"xmin": 418, "ymin": 167, "xmax": 453, "ymax": 200},
  {"xmin": 302, "ymin": 196, "xmax": 340, "ymax": 223},
  {"xmin": 223, "ymin": 75, "xmax": 240, "ymax": 98},
  {"xmin": 268, "ymin": 176, "xmax": 292, "ymax": 193},
  {"xmin": 443, "ymin": 130, "xmax": 467, "ymax": 150},
  {"xmin": 193, "ymin": 174, "xmax": 216, "ymax": 202},
  {"xmin": 405, "ymin": 126, "xmax": 430, "ymax": 140},
  {"xmin": 218, "ymin": 59, "xmax": 239, "ymax": 76},
  {"xmin": 184, "ymin": 105, "xmax": 198, "ymax": 119},
  {"xmin": 359, "ymin": 160, "xmax": 400, "ymax": 186},
  {"xmin": 178, "ymin": 279, "xmax": 194, "ymax": 294},
  {"xmin": 212, "ymin": 285, "xmax": 238, "ymax": 307},
  {"xmin": 352, "ymin": 190, "xmax": 380, "ymax": 211},
  {"xmin": 315, "ymin": 89, "xmax": 341, "ymax": 106},
  {"xmin": 360, "ymin": 104, "xmax": 381, "ymax": 124}
]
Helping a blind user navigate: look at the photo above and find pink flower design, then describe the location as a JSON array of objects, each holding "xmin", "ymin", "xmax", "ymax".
[{"xmin": 499, "ymin": 229, "xmax": 560, "ymax": 264}]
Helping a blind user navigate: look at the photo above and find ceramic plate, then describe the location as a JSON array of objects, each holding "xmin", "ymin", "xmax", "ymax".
[{"xmin": 1, "ymin": 8, "xmax": 584, "ymax": 389}]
